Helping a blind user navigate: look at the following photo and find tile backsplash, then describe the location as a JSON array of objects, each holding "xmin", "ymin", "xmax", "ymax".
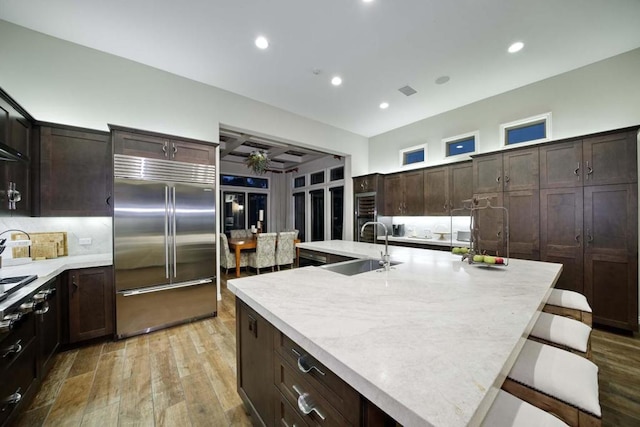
[
  {"xmin": 378, "ymin": 215, "xmax": 472, "ymax": 239},
  {"xmin": 0, "ymin": 217, "xmax": 112, "ymax": 258}
]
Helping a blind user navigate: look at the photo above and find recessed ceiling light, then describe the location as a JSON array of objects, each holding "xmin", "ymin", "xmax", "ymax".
[
  {"xmin": 331, "ymin": 76, "xmax": 342, "ymax": 86},
  {"xmin": 435, "ymin": 75, "xmax": 450, "ymax": 85},
  {"xmin": 508, "ymin": 41, "xmax": 524, "ymax": 53},
  {"xmin": 379, "ymin": 102, "xmax": 389, "ymax": 109},
  {"xmin": 255, "ymin": 36, "xmax": 269, "ymax": 50}
]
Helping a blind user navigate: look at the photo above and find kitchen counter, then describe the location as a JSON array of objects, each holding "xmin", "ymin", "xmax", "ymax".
[
  {"xmin": 0, "ymin": 253, "xmax": 112, "ymax": 317},
  {"xmin": 378, "ymin": 235, "xmax": 471, "ymax": 247},
  {"xmin": 229, "ymin": 240, "xmax": 562, "ymax": 426}
]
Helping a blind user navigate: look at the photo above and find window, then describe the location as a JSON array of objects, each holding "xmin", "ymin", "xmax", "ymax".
[
  {"xmin": 310, "ymin": 171, "xmax": 325, "ymax": 185},
  {"xmin": 330, "ymin": 166, "xmax": 344, "ymax": 181},
  {"xmin": 501, "ymin": 113, "xmax": 552, "ymax": 147},
  {"xmin": 293, "ymin": 192, "xmax": 306, "ymax": 241},
  {"xmin": 329, "ymin": 186, "xmax": 344, "ymax": 239},
  {"xmin": 443, "ymin": 131, "xmax": 478, "ymax": 157},
  {"xmin": 221, "ymin": 174, "xmax": 268, "ymax": 189},
  {"xmin": 294, "ymin": 176, "xmax": 305, "ymax": 188},
  {"xmin": 399, "ymin": 144, "xmax": 427, "ymax": 167}
]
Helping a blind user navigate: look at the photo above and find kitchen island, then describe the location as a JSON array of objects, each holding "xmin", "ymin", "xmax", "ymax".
[{"xmin": 228, "ymin": 241, "xmax": 562, "ymax": 426}]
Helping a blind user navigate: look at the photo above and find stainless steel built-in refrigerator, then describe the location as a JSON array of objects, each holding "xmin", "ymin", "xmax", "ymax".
[
  {"xmin": 354, "ymin": 192, "xmax": 377, "ymax": 243},
  {"xmin": 113, "ymin": 154, "xmax": 217, "ymax": 339}
]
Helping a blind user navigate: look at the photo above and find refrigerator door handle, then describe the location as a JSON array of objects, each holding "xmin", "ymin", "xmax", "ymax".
[
  {"xmin": 172, "ymin": 186, "xmax": 177, "ymax": 278},
  {"xmin": 119, "ymin": 278, "xmax": 214, "ymax": 297},
  {"xmin": 165, "ymin": 185, "xmax": 170, "ymax": 279}
]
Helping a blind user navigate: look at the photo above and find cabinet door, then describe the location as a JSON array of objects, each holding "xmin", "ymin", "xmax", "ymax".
[
  {"xmin": 583, "ymin": 131, "xmax": 637, "ymax": 186},
  {"xmin": 171, "ymin": 140, "xmax": 216, "ymax": 165},
  {"xmin": 449, "ymin": 162, "xmax": 473, "ymax": 215},
  {"xmin": 237, "ymin": 300, "xmax": 274, "ymax": 427},
  {"xmin": 38, "ymin": 278, "xmax": 60, "ymax": 378},
  {"xmin": 424, "ymin": 167, "xmax": 448, "ymax": 215},
  {"xmin": 503, "ymin": 148, "xmax": 539, "ymax": 191},
  {"xmin": 383, "ymin": 174, "xmax": 403, "ymax": 216},
  {"xmin": 39, "ymin": 126, "xmax": 112, "ymax": 216},
  {"xmin": 113, "ymin": 130, "xmax": 169, "ymax": 159},
  {"xmin": 353, "ymin": 175, "xmax": 372, "ymax": 193},
  {"xmin": 402, "ymin": 170, "xmax": 424, "ymax": 215},
  {"xmin": 504, "ymin": 190, "xmax": 539, "ymax": 260},
  {"xmin": 583, "ymin": 184, "xmax": 638, "ymax": 331},
  {"xmin": 473, "ymin": 153, "xmax": 502, "ymax": 193},
  {"xmin": 540, "ymin": 188, "xmax": 584, "ymax": 293},
  {"xmin": 67, "ymin": 267, "xmax": 114, "ymax": 343},
  {"xmin": 473, "ymin": 192, "xmax": 504, "ymax": 256},
  {"xmin": 540, "ymin": 140, "xmax": 582, "ymax": 188}
]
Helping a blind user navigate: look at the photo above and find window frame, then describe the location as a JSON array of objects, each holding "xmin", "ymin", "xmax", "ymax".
[
  {"xmin": 442, "ymin": 131, "xmax": 479, "ymax": 159},
  {"xmin": 399, "ymin": 143, "xmax": 427, "ymax": 168},
  {"xmin": 500, "ymin": 112, "xmax": 552, "ymax": 148}
]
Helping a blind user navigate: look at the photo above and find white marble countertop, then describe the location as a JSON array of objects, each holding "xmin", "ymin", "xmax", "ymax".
[
  {"xmin": 378, "ymin": 235, "xmax": 471, "ymax": 248},
  {"xmin": 0, "ymin": 253, "xmax": 112, "ymax": 317},
  {"xmin": 229, "ymin": 240, "xmax": 562, "ymax": 427}
]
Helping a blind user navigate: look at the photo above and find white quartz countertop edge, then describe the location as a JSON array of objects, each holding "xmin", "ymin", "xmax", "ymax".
[
  {"xmin": 0, "ymin": 253, "xmax": 112, "ymax": 317},
  {"xmin": 378, "ymin": 235, "xmax": 471, "ymax": 247}
]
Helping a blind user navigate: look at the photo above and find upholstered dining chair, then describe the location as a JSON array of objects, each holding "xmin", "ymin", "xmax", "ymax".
[
  {"xmin": 230, "ymin": 229, "xmax": 252, "ymax": 239},
  {"xmin": 275, "ymin": 231, "xmax": 296, "ymax": 270},
  {"xmin": 248, "ymin": 232, "xmax": 277, "ymax": 274},
  {"xmin": 220, "ymin": 233, "xmax": 248, "ymax": 275}
]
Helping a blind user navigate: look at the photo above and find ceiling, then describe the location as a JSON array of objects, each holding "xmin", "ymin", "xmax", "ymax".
[{"xmin": 1, "ymin": 1, "xmax": 640, "ymax": 138}]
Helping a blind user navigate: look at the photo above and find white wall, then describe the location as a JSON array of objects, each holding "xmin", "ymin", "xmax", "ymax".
[
  {"xmin": 0, "ymin": 20, "xmax": 369, "ymax": 176},
  {"xmin": 369, "ymin": 48, "xmax": 640, "ymax": 173}
]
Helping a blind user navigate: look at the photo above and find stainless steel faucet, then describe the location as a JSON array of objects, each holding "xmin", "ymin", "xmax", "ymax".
[{"xmin": 361, "ymin": 221, "xmax": 390, "ymax": 270}]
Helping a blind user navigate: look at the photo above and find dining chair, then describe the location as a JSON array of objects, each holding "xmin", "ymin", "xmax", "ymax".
[
  {"xmin": 230, "ymin": 229, "xmax": 252, "ymax": 239},
  {"xmin": 220, "ymin": 233, "xmax": 248, "ymax": 275},
  {"xmin": 248, "ymin": 232, "xmax": 277, "ymax": 274},
  {"xmin": 275, "ymin": 231, "xmax": 296, "ymax": 270}
]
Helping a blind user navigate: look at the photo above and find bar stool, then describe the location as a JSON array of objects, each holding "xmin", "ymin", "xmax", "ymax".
[
  {"xmin": 543, "ymin": 289, "xmax": 592, "ymax": 327},
  {"xmin": 529, "ymin": 312, "xmax": 592, "ymax": 359},
  {"xmin": 503, "ymin": 340, "xmax": 601, "ymax": 427},
  {"xmin": 482, "ymin": 390, "xmax": 568, "ymax": 426}
]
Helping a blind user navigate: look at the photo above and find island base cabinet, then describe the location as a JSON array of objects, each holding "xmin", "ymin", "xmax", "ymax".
[{"xmin": 237, "ymin": 300, "xmax": 274, "ymax": 427}]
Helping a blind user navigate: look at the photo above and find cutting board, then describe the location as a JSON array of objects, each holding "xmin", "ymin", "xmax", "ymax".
[{"xmin": 12, "ymin": 232, "xmax": 68, "ymax": 259}]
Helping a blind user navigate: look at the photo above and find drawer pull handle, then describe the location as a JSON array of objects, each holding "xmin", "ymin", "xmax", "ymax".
[
  {"xmin": 291, "ymin": 348, "xmax": 326, "ymax": 376},
  {"xmin": 2, "ymin": 388, "xmax": 22, "ymax": 405},
  {"xmin": 292, "ymin": 384, "xmax": 325, "ymax": 420},
  {"xmin": 35, "ymin": 302, "xmax": 50, "ymax": 315},
  {"xmin": 2, "ymin": 340, "xmax": 22, "ymax": 358}
]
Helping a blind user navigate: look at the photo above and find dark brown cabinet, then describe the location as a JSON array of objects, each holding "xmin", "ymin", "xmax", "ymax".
[
  {"xmin": 353, "ymin": 173, "xmax": 383, "ymax": 194},
  {"xmin": 112, "ymin": 126, "xmax": 216, "ymax": 165},
  {"xmin": 583, "ymin": 184, "xmax": 638, "ymax": 330},
  {"xmin": 36, "ymin": 125, "xmax": 112, "ymax": 216},
  {"xmin": 472, "ymin": 192, "xmax": 504, "ymax": 256},
  {"xmin": 383, "ymin": 170, "xmax": 424, "ymax": 216},
  {"xmin": 473, "ymin": 148, "xmax": 539, "ymax": 193},
  {"xmin": 37, "ymin": 277, "xmax": 60, "ymax": 378},
  {"xmin": 237, "ymin": 300, "xmax": 274, "ymax": 427},
  {"xmin": 504, "ymin": 190, "xmax": 540, "ymax": 260},
  {"xmin": 424, "ymin": 162, "xmax": 473, "ymax": 216},
  {"xmin": 0, "ymin": 88, "xmax": 33, "ymax": 217},
  {"xmin": 65, "ymin": 267, "xmax": 114, "ymax": 344}
]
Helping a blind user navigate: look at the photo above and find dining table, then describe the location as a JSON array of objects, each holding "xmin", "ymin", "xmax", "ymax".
[{"xmin": 227, "ymin": 236, "xmax": 301, "ymax": 277}]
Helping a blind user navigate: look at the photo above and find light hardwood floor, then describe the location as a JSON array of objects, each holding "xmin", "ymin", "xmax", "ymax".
[{"xmin": 14, "ymin": 273, "xmax": 640, "ymax": 427}]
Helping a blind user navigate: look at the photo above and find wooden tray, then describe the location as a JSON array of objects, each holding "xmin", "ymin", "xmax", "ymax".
[{"xmin": 12, "ymin": 232, "xmax": 68, "ymax": 259}]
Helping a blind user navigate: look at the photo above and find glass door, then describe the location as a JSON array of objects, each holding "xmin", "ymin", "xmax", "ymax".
[
  {"xmin": 310, "ymin": 189, "xmax": 325, "ymax": 241},
  {"xmin": 248, "ymin": 193, "xmax": 268, "ymax": 232},
  {"xmin": 330, "ymin": 186, "xmax": 344, "ymax": 240},
  {"xmin": 293, "ymin": 192, "xmax": 306, "ymax": 242},
  {"xmin": 222, "ymin": 191, "xmax": 246, "ymax": 236}
]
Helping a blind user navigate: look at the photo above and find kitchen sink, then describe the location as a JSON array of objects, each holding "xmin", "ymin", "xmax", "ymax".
[{"xmin": 321, "ymin": 258, "xmax": 401, "ymax": 276}]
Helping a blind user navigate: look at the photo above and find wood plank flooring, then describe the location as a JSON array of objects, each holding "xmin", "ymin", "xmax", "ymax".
[{"xmin": 13, "ymin": 273, "xmax": 640, "ymax": 427}]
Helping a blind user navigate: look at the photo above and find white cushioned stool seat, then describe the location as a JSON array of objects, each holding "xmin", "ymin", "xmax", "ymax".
[
  {"xmin": 530, "ymin": 312, "xmax": 592, "ymax": 353},
  {"xmin": 508, "ymin": 340, "xmax": 601, "ymax": 418},
  {"xmin": 482, "ymin": 390, "xmax": 569, "ymax": 427},
  {"xmin": 547, "ymin": 289, "xmax": 592, "ymax": 312}
]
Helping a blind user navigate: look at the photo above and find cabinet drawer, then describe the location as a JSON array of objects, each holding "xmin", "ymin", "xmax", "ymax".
[
  {"xmin": 0, "ymin": 313, "xmax": 36, "ymax": 372},
  {"xmin": 274, "ymin": 356, "xmax": 354, "ymax": 426},
  {"xmin": 0, "ymin": 338, "xmax": 37, "ymax": 426},
  {"xmin": 275, "ymin": 390, "xmax": 308, "ymax": 427},
  {"xmin": 275, "ymin": 332, "xmax": 359, "ymax": 424}
]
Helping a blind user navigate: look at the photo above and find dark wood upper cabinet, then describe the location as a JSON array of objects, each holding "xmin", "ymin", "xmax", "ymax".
[
  {"xmin": 383, "ymin": 170, "xmax": 424, "ymax": 216},
  {"xmin": 37, "ymin": 125, "xmax": 112, "ymax": 216},
  {"xmin": 424, "ymin": 167, "xmax": 448, "ymax": 215},
  {"xmin": 112, "ymin": 126, "xmax": 216, "ymax": 165},
  {"xmin": 582, "ymin": 131, "xmax": 637, "ymax": 186},
  {"xmin": 449, "ymin": 162, "xmax": 473, "ymax": 215},
  {"xmin": 353, "ymin": 173, "xmax": 382, "ymax": 194},
  {"xmin": 473, "ymin": 153, "xmax": 503, "ymax": 193},
  {"xmin": 66, "ymin": 267, "xmax": 114, "ymax": 344},
  {"xmin": 503, "ymin": 190, "xmax": 539, "ymax": 260},
  {"xmin": 472, "ymin": 192, "xmax": 504, "ymax": 256},
  {"xmin": 540, "ymin": 140, "xmax": 583, "ymax": 188},
  {"xmin": 502, "ymin": 148, "xmax": 539, "ymax": 191}
]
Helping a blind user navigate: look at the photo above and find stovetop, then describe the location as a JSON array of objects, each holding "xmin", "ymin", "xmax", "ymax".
[{"xmin": 0, "ymin": 275, "xmax": 38, "ymax": 303}]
